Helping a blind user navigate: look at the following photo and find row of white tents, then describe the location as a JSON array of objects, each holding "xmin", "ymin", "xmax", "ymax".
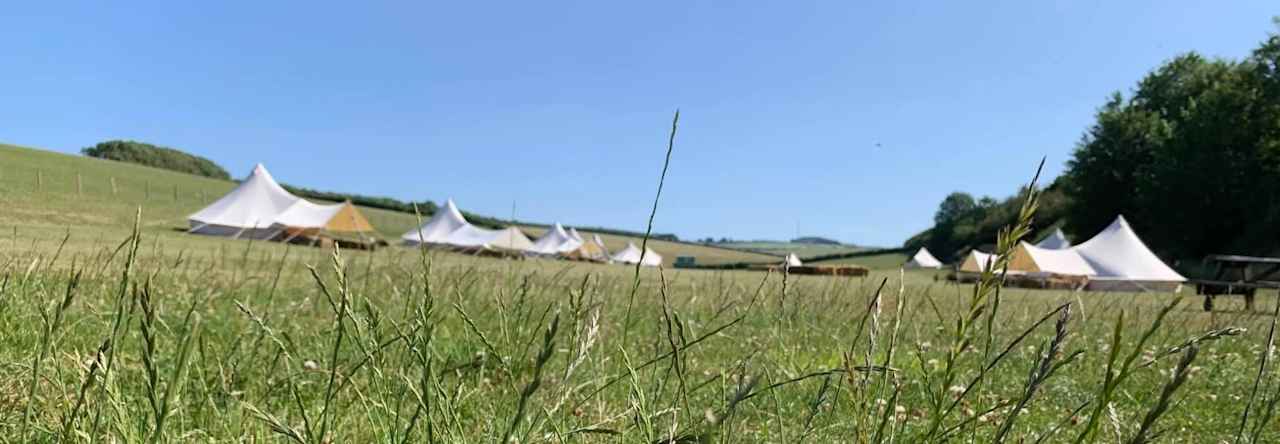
[
  {"xmin": 187, "ymin": 164, "xmax": 663, "ymax": 267},
  {"xmin": 400, "ymin": 198, "xmax": 662, "ymax": 266},
  {"xmin": 906, "ymin": 217, "xmax": 1185, "ymax": 292}
]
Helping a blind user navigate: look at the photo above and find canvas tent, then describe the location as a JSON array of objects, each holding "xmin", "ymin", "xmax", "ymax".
[
  {"xmin": 592, "ymin": 234, "xmax": 609, "ymax": 254},
  {"xmin": 958, "ymin": 242, "xmax": 1093, "ymax": 276},
  {"xmin": 272, "ymin": 199, "xmax": 377, "ymax": 244},
  {"xmin": 562, "ymin": 229, "xmax": 609, "ymax": 262},
  {"xmin": 958, "ymin": 250, "xmax": 998, "ymax": 274},
  {"xmin": 399, "ymin": 199, "xmax": 535, "ymax": 252},
  {"xmin": 1072, "ymin": 216, "xmax": 1184, "ymax": 291},
  {"xmin": 782, "ymin": 253, "xmax": 803, "ymax": 267},
  {"xmin": 401, "ymin": 199, "xmax": 471, "ymax": 245},
  {"xmin": 905, "ymin": 247, "xmax": 944, "ymax": 269},
  {"xmin": 189, "ymin": 164, "xmax": 378, "ymax": 244},
  {"xmin": 611, "ymin": 242, "xmax": 662, "ymax": 267},
  {"xmin": 956, "ymin": 216, "xmax": 1183, "ymax": 292},
  {"xmin": 567, "ymin": 228, "xmax": 585, "ymax": 244},
  {"xmin": 1036, "ymin": 228, "xmax": 1072, "ymax": 250},
  {"xmin": 529, "ymin": 223, "xmax": 584, "ymax": 255},
  {"xmin": 189, "ymin": 164, "xmax": 302, "ymax": 239}
]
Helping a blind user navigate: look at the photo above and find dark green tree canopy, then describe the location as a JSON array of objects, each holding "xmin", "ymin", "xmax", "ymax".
[
  {"xmin": 83, "ymin": 140, "xmax": 230, "ymax": 180},
  {"xmin": 934, "ymin": 192, "xmax": 977, "ymax": 226},
  {"xmin": 908, "ymin": 28, "xmax": 1280, "ymax": 264}
]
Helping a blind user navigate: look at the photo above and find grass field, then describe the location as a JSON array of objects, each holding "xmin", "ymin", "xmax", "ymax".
[
  {"xmin": 3, "ymin": 143, "xmax": 1280, "ymax": 442},
  {"xmin": 716, "ymin": 241, "xmax": 866, "ymax": 259},
  {"xmin": 807, "ymin": 251, "xmax": 912, "ymax": 270}
]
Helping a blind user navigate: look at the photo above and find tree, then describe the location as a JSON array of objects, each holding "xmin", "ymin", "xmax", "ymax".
[
  {"xmin": 1064, "ymin": 30, "xmax": 1280, "ymax": 259},
  {"xmin": 83, "ymin": 140, "xmax": 230, "ymax": 180},
  {"xmin": 934, "ymin": 192, "xmax": 977, "ymax": 226}
]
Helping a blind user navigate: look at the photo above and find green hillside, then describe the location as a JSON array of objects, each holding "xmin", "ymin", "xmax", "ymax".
[
  {"xmin": 716, "ymin": 241, "xmax": 865, "ymax": 258},
  {"xmin": 0, "ymin": 143, "xmax": 778, "ymax": 265},
  {"xmin": 806, "ymin": 251, "xmax": 911, "ymax": 270}
]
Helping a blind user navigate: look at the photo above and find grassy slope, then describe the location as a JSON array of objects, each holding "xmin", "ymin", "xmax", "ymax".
[
  {"xmin": 807, "ymin": 251, "xmax": 911, "ymax": 270},
  {"xmin": 0, "ymin": 143, "xmax": 777, "ymax": 265},
  {"xmin": 716, "ymin": 241, "xmax": 866, "ymax": 258}
]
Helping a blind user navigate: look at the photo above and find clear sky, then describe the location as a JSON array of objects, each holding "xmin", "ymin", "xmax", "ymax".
[{"xmin": 2, "ymin": 1, "xmax": 1276, "ymax": 246}]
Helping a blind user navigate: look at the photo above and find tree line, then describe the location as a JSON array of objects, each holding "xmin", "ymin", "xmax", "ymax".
[{"xmin": 908, "ymin": 25, "xmax": 1280, "ymax": 264}]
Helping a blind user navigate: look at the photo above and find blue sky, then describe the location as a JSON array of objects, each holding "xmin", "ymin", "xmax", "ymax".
[{"xmin": 2, "ymin": 1, "xmax": 1275, "ymax": 246}]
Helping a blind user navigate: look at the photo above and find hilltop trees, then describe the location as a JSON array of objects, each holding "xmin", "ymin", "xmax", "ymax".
[
  {"xmin": 909, "ymin": 27, "xmax": 1280, "ymax": 262},
  {"xmin": 907, "ymin": 182, "xmax": 1069, "ymax": 261},
  {"xmin": 83, "ymin": 140, "xmax": 230, "ymax": 180},
  {"xmin": 1066, "ymin": 32, "xmax": 1280, "ymax": 259}
]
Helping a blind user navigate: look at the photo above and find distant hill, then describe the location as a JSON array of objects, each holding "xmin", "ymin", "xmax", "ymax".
[
  {"xmin": 715, "ymin": 240, "xmax": 865, "ymax": 258},
  {"xmin": 791, "ymin": 236, "xmax": 841, "ymax": 245}
]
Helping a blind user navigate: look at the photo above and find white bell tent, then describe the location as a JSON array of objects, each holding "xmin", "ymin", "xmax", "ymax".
[
  {"xmin": 956, "ymin": 216, "xmax": 1183, "ymax": 292},
  {"xmin": 1035, "ymin": 228, "xmax": 1072, "ymax": 249},
  {"xmin": 1072, "ymin": 216, "xmax": 1185, "ymax": 291},
  {"xmin": 400, "ymin": 199, "xmax": 535, "ymax": 252},
  {"xmin": 567, "ymin": 228, "xmax": 586, "ymax": 244},
  {"xmin": 529, "ymin": 223, "xmax": 584, "ymax": 255},
  {"xmin": 189, "ymin": 164, "xmax": 376, "ymax": 241},
  {"xmin": 783, "ymin": 253, "xmax": 803, "ymax": 267},
  {"xmin": 189, "ymin": 164, "xmax": 302, "ymax": 239},
  {"xmin": 905, "ymin": 247, "xmax": 944, "ymax": 269},
  {"xmin": 400, "ymin": 199, "xmax": 472, "ymax": 245},
  {"xmin": 611, "ymin": 242, "xmax": 662, "ymax": 267}
]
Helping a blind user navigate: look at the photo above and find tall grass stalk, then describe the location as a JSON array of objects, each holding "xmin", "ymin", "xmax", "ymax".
[
  {"xmin": 20, "ymin": 266, "xmax": 82, "ymax": 438},
  {"xmin": 1238, "ymin": 289, "xmax": 1280, "ymax": 443},
  {"xmin": 90, "ymin": 207, "xmax": 144, "ymax": 444},
  {"xmin": 501, "ymin": 311, "xmax": 560, "ymax": 443},
  {"xmin": 923, "ymin": 159, "xmax": 1043, "ymax": 440},
  {"xmin": 1072, "ymin": 296, "xmax": 1183, "ymax": 444},
  {"xmin": 622, "ymin": 109, "xmax": 679, "ymax": 342},
  {"xmin": 1128, "ymin": 345, "xmax": 1199, "ymax": 444}
]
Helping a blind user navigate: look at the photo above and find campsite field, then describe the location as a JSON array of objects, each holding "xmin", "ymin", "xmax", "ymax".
[
  {"xmin": 0, "ymin": 143, "xmax": 780, "ymax": 266},
  {"xmin": 5, "ymin": 143, "xmax": 1280, "ymax": 442},
  {"xmin": 2, "ymin": 224, "xmax": 1279, "ymax": 443}
]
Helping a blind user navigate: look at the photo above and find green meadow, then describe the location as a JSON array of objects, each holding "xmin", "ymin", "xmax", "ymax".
[{"xmin": 2, "ymin": 143, "xmax": 1279, "ymax": 442}]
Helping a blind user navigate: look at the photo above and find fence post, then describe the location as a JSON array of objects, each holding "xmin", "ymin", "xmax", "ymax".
[
  {"xmin": 110, "ymin": 177, "xmax": 118, "ymax": 195},
  {"xmin": 173, "ymin": 185, "xmax": 179, "ymax": 202}
]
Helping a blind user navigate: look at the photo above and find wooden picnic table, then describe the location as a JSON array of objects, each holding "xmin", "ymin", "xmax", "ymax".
[{"xmin": 1192, "ymin": 255, "xmax": 1280, "ymax": 311}]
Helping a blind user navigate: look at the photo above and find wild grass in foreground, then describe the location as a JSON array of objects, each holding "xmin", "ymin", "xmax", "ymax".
[{"xmin": 2, "ymin": 164, "xmax": 1280, "ymax": 442}]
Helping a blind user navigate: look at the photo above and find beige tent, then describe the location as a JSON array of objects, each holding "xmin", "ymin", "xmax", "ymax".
[
  {"xmin": 959, "ymin": 250, "xmax": 999, "ymax": 274},
  {"xmin": 957, "ymin": 242, "xmax": 1093, "ymax": 277},
  {"xmin": 565, "ymin": 240, "xmax": 610, "ymax": 262},
  {"xmin": 275, "ymin": 200, "xmax": 380, "ymax": 246}
]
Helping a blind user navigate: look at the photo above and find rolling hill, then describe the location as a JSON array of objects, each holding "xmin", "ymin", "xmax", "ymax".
[{"xmin": 0, "ymin": 142, "xmax": 780, "ymax": 266}]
